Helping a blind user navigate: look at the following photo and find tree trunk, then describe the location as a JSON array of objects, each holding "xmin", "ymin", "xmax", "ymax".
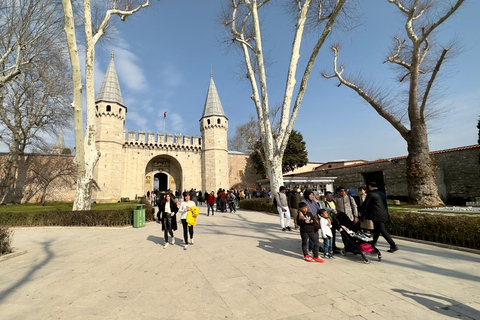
[
  {"xmin": 267, "ymin": 156, "xmax": 284, "ymax": 201},
  {"xmin": 0, "ymin": 140, "xmax": 20, "ymax": 204},
  {"xmin": 406, "ymin": 124, "xmax": 444, "ymax": 206}
]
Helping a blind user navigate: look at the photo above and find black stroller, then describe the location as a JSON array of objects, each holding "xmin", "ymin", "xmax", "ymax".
[{"xmin": 333, "ymin": 212, "xmax": 381, "ymax": 264}]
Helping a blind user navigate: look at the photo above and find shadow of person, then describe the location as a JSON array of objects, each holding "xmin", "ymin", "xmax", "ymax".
[
  {"xmin": 392, "ymin": 289, "xmax": 480, "ymax": 319},
  {"xmin": 146, "ymin": 235, "xmax": 163, "ymax": 245}
]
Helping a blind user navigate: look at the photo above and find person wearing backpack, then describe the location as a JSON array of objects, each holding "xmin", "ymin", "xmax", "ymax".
[{"xmin": 274, "ymin": 186, "xmax": 291, "ymax": 231}]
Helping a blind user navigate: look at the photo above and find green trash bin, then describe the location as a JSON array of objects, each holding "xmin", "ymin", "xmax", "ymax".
[{"xmin": 134, "ymin": 204, "xmax": 145, "ymax": 228}]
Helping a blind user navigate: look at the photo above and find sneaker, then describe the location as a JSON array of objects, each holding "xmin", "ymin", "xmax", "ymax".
[
  {"xmin": 286, "ymin": 226, "xmax": 292, "ymax": 231},
  {"xmin": 313, "ymin": 257, "xmax": 325, "ymax": 263},
  {"xmin": 184, "ymin": 244, "xmax": 188, "ymax": 250},
  {"xmin": 170, "ymin": 237, "xmax": 175, "ymax": 245},
  {"xmin": 308, "ymin": 251, "xmax": 313, "ymax": 257},
  {"xmin": 282, "ymin": 228, "xmax": 286, "ymax": 231},
  {"xmin": 294, "ymin": 226, "xmax": 299, "ymax": 230},
  {"xmin": 304, "ymin": 255, "xmax": 313, "ymax": 262},
  {"xmin": 163, "ymin": 243, "xmax": 169, "ymax": 249},
  {"xmin": 329, "ymin": 252, "xmax": 335, "ymax": 259},
  {"xmin": 190, "ymin": 238, "xmax": 194, "ymax": 245},
  {"xmin": 387, "ymin": 246, "xmax": 398, "ymax": 253}
]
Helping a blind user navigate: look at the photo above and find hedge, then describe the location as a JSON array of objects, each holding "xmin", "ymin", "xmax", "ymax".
[
  {"xmin": 240, "ymin": 198, "xmax": 480, "ymax": 250},
  {"xmin": 388, "ymin": 211, "xmax": 480, "ymax": 250},
  {"xmin": 239, "ymin": 198, "xmax": 277, "ymax": 214},
  {"xmin": 0, "ymin": 198, "xmax": 155, "ymax": 227}
]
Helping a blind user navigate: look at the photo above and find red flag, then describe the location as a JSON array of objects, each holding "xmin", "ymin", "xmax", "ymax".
[{"xmin": 164, "ymin": 111, "xmax": 167, "ymax": 119}]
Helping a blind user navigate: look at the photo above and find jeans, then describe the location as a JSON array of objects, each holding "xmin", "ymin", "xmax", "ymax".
[
  {"xmin": 301, "ymin": 231, "xmax": 320, "ymax": 258},
  {"xmin": 228, "ymin": 202, "xmax": 236, "ymax": 212},
  {"xmin": 207, "ymin": 203, "xmax": 214, "ymax": 216},
  {"xmin": 308, "ymin": 231, "xmax": 322, "ymax": 253},
  {"xmin": 219, "ymin": 200, "xmax": 226, "ymax": 212},
  {"xmin": 323, "ymin": 236, "xmax": 332, "ymax": 254}
]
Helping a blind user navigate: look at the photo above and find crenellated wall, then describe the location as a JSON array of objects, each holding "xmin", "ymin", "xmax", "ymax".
[{"xmin": 125, "ymin": 130, "xmax": 202, "ymax": 149}]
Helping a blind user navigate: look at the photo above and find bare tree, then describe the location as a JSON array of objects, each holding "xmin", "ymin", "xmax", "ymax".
[
  {"xmin": 228, "ymin": 104, "xmax": 281, "ymax": 152},
  {"xmin": 323, "ymin": 0, "xmax": 465, "ymax": 206},
  {"xmin": 222, "ymin": 0, "xmax": 348, "ymax": 198},
  {"xmin": 25, "ymin": 154, "xmax": 76, "ymax": 206},
  {"xmin": 0, "ymin": 0, "xmax": 71, "ymax": 204},
  {"xmin": 61, "ymin": 0, "xmax": 154, "ymax": 210}
]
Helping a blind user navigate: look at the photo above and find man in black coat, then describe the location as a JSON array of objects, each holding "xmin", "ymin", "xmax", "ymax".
[{"xmin": 360, "ymin": 182, "xmax": 398, "ymax": 253}]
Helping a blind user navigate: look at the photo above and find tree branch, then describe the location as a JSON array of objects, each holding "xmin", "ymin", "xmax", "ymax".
[
  {"xmin": 420, "ymin": 47, "xmax": 448, "ymax": 122},
  {"xmin": 323, "ymin": 46, "xmax": 410, "ymax": 140}
]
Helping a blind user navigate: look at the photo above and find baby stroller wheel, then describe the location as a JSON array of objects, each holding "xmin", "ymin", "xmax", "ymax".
[
  {"xmin": 378, "ymin": 254, "xmax": 382, "ymax": 261},
  {"xmin": 340, "ymin": 250, "xmax": 346, "ymax": 256},
  {"xmin": 364, "ymin": 258, "xmax": 370, "ymax": 264}
]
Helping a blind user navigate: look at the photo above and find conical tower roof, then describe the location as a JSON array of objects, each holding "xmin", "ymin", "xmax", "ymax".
[
  {"xmin": 96, "ymin": 52, "xmax": 124, "ymax": 107},
  {"xmin": 53, "ymin": 130, "xmax": 65, "ymax": 149},
  {"xmin": 201, "ymin": 74, "xmax": 227, "ymax": 119},
  {"xmin": 51, "ymin": 130, "xmax": 65, "ymax": 154}
]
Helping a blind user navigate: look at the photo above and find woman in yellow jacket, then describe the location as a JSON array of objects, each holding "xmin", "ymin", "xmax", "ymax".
[{"xmin": 178, "ymin": 193, "xmax": 196, "ymax": 250}]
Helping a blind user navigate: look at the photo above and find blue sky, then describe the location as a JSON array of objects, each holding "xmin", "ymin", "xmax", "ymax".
[{"xmin": 68, "ymin": 0, "xmax": 479, "ymax": 163}]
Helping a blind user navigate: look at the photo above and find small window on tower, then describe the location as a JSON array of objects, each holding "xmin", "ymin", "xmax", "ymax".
[
  {"xmin": 217, "ymin": 119, "xmax": 220, "ymax": 124},
  {"xmin": 119, "ymin": 108, "xmax": 122, "ymax": 114},
  {"xmin": 106, "ymin": 105, "xmax": 111, "ymax": 112},
  {"xmin": 207, "ymin": 119, "xmax": 210, "ymax": 125}
]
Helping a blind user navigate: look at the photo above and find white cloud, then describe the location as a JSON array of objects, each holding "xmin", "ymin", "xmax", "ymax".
[
  {"xmin": 155, "ymin": 112, "xmax": 186, "ymax": 135},
  {"xmin": 161, "ymin": 64, "xmax": 183, "ymax": 88},
  {"xmin": 127, "ymin": 111, "xmax": 148, "ymax": 129},
  {"xmin": 111, "ymin": 47, "xmax": 148, "ymax": 93}
]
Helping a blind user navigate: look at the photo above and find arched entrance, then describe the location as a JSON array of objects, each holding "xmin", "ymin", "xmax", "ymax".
[
  {"xmin": 154, "ymin": 172, "xmax": 168, "ymax": 191},
  {"xmin": 145, "ymin": 155, "xmax": 182, "ymax": 195}
]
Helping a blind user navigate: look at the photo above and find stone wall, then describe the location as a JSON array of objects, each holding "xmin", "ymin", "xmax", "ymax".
[
  {"xmin": 290, "ymin": 145, "xmax": 480, "ymax": 204},
  {"xmin": 228, "ymin": 153, "xmax": 262, "ymax": 189},
  {"xmin": 0, "ymin": 154, "xmax": 76, "ymax": 204}
]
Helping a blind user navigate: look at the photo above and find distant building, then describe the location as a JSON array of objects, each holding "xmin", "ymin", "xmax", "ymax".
[{"xmin": 284, "ymin": 144, "xmax": 480, "ymax": 204}]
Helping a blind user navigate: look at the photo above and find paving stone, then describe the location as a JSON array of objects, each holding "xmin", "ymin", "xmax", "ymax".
[{"xmin": 0, "ymin": 207, "xmax": 479, "ymax": 319}]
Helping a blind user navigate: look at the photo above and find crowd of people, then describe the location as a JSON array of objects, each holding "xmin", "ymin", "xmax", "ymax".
[
  {"xmin": 274, "ymin": 183, "xmax": 398, "ymax": 262},
  {"xmin": 147, "ymin": 182, "xmax": 398, "ymax": 261}
]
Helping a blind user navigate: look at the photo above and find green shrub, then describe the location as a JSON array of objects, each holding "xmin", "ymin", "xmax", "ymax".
[
  {"xmin": 0, "ymin": 210, "xmax": 134, "ymax": 227},
  {"xmin": 239, "ymin": 198, "xmax": 277, "ymax": 214},
  {"xmin": 0, "ymin": 226, "xmax": 13, "ymax": 256},
  {"xmin": 140, "ymin": 197, "xmax": 155, "ymax": 221},
  {"xmin": 388, "ymin": 212, "xmax": 480, "ymax": 250}
]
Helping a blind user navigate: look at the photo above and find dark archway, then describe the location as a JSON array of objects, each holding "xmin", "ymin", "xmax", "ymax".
[{"xmin": 155, "ymin": 172, "xmax": 168, "ymax": 191}]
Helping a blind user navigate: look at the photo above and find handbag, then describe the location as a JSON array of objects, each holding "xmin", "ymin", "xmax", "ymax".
[
  {"xmin": 313, "ymin": 215, "xmax": 320, "ymax": 231},
  {"xmin": 360, "ymin": 217, "xmax": 374, "ymax": 230}
]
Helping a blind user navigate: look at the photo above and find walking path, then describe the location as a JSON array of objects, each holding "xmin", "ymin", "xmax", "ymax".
[{"xmin": 1, "ymin": 206, "xmax": 479, "ymax": 319}]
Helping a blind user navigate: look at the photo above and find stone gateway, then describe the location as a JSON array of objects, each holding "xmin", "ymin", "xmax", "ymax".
[{"xmin": 92, "ymin": 55, "xmax": 249, "ymax": 203}]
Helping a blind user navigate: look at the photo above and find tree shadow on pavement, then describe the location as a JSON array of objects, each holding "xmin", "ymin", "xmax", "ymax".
[
  {"xmin": 0, "ymin": 240, "xmax": 55, "ymax": 304},
  {"xmin": 392, "ymin": 289, "xmax": 480, "ymax": 320},
  {"xmin": 380, "ymin": 243, "xmax": 480, "ymax": 282}
]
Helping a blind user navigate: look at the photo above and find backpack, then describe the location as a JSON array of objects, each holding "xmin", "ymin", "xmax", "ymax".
[{"xmin": 273, "ymin": 196, "xmax": 278, "ymax": 208}]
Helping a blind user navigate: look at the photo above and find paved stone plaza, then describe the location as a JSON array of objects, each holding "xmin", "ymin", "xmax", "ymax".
[{"xmin": 1, "ymin": 207, "xmax": 479, "ymax": 319}]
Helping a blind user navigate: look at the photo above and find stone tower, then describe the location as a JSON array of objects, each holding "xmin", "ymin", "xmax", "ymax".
[
  {"xmin": 93, "ymin": 52, "xmax": 127, "ymax": 202},
  {"xmin": 200, "ymin": 74, "xmax": 229, "ymax": 192}
]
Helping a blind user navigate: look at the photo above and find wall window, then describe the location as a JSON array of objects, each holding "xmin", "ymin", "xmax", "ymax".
[
  {"xmin": 217, "ymin": 119, "xmax": 221, "ymax": 124},
  {"xmin": 207, "ymin": 119, "xmax": 210, "ymax": 125},
  {"xmin": 106, "ymin": 105, "xmax": 111, "ymax": 112}
]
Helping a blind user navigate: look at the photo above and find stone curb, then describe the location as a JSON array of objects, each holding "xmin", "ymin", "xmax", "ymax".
[
  {"xmin": 393, "ymin": 235, "xmax": 480, "ymax": 255},
  {"xmin": 0, "ymin": 250, "xmax": 28, "ymax": 262}
]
